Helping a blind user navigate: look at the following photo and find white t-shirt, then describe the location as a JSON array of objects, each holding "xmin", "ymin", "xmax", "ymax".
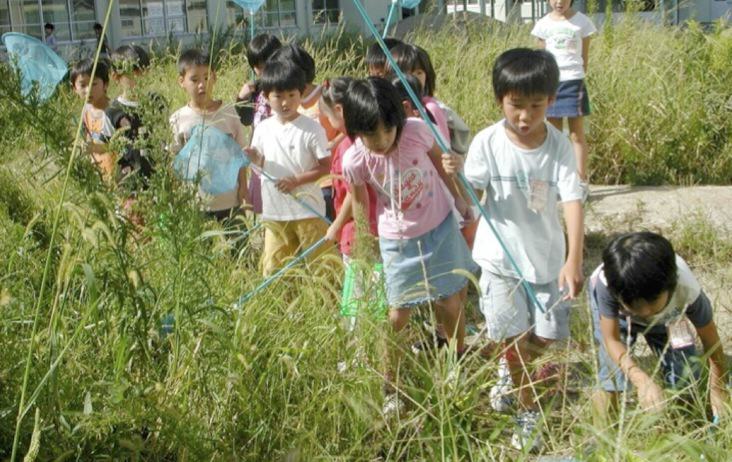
[
  {"xmin": 169, "ymin": 102, "xmax": 246, "ymax": 211},
  {"xmin": 251, "ymin": 115, "xmax": 330, "ymax": 221},
  {"xmin": 531, "ymin": 12, "xmax": 597, "ymax": 81},
  {"xmin": 464, "ymin": 120, "xmax": 582, "ymax": 284}
]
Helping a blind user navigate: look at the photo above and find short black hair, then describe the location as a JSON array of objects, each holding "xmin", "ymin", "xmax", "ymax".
[
  {"xmin": 602, "ymin": 232, "xmax": 678, "ymax": 308},
  {"xmin": 270, "ymin": 43, "xmax": 316, "ymax": 84},
  {"xmin": 259, "ymin": 60, "xmax": 306, "ymax": 95},
  {"xmin": 391, "ymin": 74, "xmax": 423, "ymax": 102},
  {"xmin": 492, "ymin": 48, "xmax": 559, "ymax": 101},
  {"xmin": 177, "ymin": 48, "xmax": 215, "ymax": 76},
  {"xmin": 111, "ymin": 45, "xmax": 150, "ymax": 74},
  {"xmin": 388, "ymin": 44, "xmax": 437, "ymax": 97},
  {"xmin": 246, "ymin": 33, "xmax": 282, "ymax": 69},
  {"xmin": 44, "ymin": 23, "xmax": 54, "ymax": 30},
  {"xmin": 70, "ymin": 58, "xmax": 110, "ymax": 85},
  {"xmin": 365, "ymin": 37, "xmax": 403, "ymax": 74},
  {"xmin": 93, "ymin": 22, "xmax": 103, "ymax": 31},
  {"xmin": 320, "ymin": 76, "xmax": 354, "ymax": 109},
  {"xmin": 342, "ymin": 77, "xmax": 405, "ymax": 141}
]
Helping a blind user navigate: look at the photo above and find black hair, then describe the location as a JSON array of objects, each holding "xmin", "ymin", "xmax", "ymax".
[
  {"xmin": 492, "ymin": 48, "xmax": 559, "ymax": 101},
  {"xmin": 342, "ymin": 77, "xmax": 405, "ymax": 141},
  {"xmin": 259, "ymin": 60, "xmax": 306, "ymax": 95},
  {"xmin": 177, "ymin": 48, "xmax": 215, "ymax": 76},
  {"xmin": 246, "ymin": 33, "xmax": 282, "ymax": 68},
  {"xmin": 270, "ymin": 43, "xmax": 316, "ymax": 84},
  {"xmin": 602, "ymin": 232, "xmax": 678, "ymax": 308},
  {"xmin": 70, "ymin": 58, "xmax": 110, "ymax": 85},
  {"xmin": 93, "ymin": 22, "xmax": 103, "ymax": 32},
  {"xmin": 388, "ymin": 44, "xmax": 437, "ymax": 97},
  {"xmin": 320, "ymin": 76, "xmax": 354, "ymax": 109},
  {"xmin": 44, "ymin": 23, "xmax": 54, "ymax": 30},
  {"xmin": 111, "ymin": 45, "xmax": 150, "ymax": 74},
  {"xmin": 390, "ymin": 74, "xmax": 437, "ymax": 124},
  {"xmin": 365, "ymin": 37, "xmax": 403, "ymax": 74}
]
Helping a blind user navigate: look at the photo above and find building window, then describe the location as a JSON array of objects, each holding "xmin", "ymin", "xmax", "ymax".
[
  {"xmin": 225, "ymin": 0, "xmax": 298, "ymax": 30},
  {"xmin": 2, "ymin": 0, "xmax": 96, "ymax": 41},
  {"xmin": 312, "ymin": 0, "xmax": 339, "ymax": 24},
  {"xmin": 119, "ymin": 0, "xmax": 208, "ymax": 38}
]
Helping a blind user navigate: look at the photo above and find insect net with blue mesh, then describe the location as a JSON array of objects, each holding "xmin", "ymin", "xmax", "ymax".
[
  {"xmin": 173, "ymin": 124, "xmax": 250, "ymax": 196},
  {"xmin": 1, "ymin": 32, "xmax": 68, "ymax": 103}
]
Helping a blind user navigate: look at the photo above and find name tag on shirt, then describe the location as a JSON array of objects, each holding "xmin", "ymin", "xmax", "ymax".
[{"xmin": 528, "ymin": 179, "xmax": 549, "ymax": 213}]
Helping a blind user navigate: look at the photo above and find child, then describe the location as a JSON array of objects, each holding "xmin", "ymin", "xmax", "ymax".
[
  {"xmin": 109, "ymin": 45, "xmax": 156, "ymax": 185},
  {"xmin": 342, "ymin": 77, "xmax": 476, "ymax": 415},
  {"xmin": 389, "ymin": 43, "xmax": 450, "ymax": 148},
  {"xmin": 461, "ymin": 48, "xmax": 584, "ymax": 451},
  {"xmin": 271, "ymin": 43, "xmax": 338, "ymax": 221},
  {"xmin": 589, "ymin": 232, "xmax": 728, "ymax": 419},
  {"xmin": 365, "ymin": 37, "xmax": 403, "ymax": 78},
  {"xmin": 71, "ymin": 58, "xmax": 117, "ymax": 183},
  {"xmin": 44, "ymin": 23, "xmax": 58, "ymax": 52},
  {"xmin": 532, "ymin": 0, "xmax": 597, "ymax": 198},
  {"xmin": 169, "ymin": 49, "xmax": 249, "ymax": 221},
  {"xmin": 236, "ymin": 33, "xmax": 283, "ymax": 215},
  {"xmin": 243, "ymin": 61, "xmax": 335, "ymax": 276}
]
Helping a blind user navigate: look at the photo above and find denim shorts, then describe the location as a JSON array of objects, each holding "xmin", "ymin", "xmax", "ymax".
[
  {"xmin": 588, "ymin": 279, "xmax": 701, "ymax": 392},
  {"xmin": 379, "ymin": 213, "xmax": 478, "ymax": 308},
  {"xmin": 547, "ymin": 79, "xmax": 591, "ymax": 118}
]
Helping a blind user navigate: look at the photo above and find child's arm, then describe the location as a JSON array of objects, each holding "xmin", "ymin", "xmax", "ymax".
[
  {"xmin": 696, "ymin": 320, "xmax": 729, "ymax": 417},
  {"xmin": 326, "ymin": 191, "xmax": 352, "ymax": 241},
  {"xmin": 428, "ymin": 143, "xmax": 469, "ymax": 219},
  {"xmin": 599, "ymin": 315, "xmax": 666, "ymax": 411},
  {"xmin": 275, "ymin": 157, "xmax": 330, "ymax": 194},
  {"xmin": 582, "ymin": 37, "xmax": 592, "ymax": 74},
  {"xmin": 348, "ymin": 183, "xmax": 369, "ymax": 224},
  {"xmin": 558, "ymin": 200, "xmax": 584, "ymax": 299},
  {"xmin": 237, "ymin": 167, "xmax": 250, "ymax": 208}
]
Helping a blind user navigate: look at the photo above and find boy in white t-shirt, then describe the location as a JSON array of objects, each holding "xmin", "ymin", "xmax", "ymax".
[
  {"xmin": 169, "ymin": 49, "xmax": 249, "ymax": 221},
  {"xmin": 459, "ymin": 48, "xmax": 584, "ymax": 452},
  {"xmin": 244, "ymin": 60, "xmax": 336, "ymax": 276},
  {"xmin": 532, "ymin": 0, "xmax": 596, "ymax": 198}
]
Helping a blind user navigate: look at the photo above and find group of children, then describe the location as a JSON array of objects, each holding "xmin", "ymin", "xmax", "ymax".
[{"xmin": 67, "ymin": 0, "xmax": 727, "ymax": 453}]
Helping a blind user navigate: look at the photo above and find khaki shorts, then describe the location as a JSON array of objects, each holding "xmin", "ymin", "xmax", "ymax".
[{"xmin": 261, "ymin": 218, "xmax": 338, "ymax": 276}]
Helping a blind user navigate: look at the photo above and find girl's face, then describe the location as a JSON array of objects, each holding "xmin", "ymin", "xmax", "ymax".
[
  {"xmin": 410, "ymin": 68, "xmax": 427, "ymax": 91},
  {"xmin": 319, "ymin": 100, "xmax": 344, "ymax": 132},
  {"xmin": 360, "ymin": 122, "xmax": 397, "ymax": 155},
  {"xmin": 549, "ymin": 0, "xmax": 572, "ymax": 14}
]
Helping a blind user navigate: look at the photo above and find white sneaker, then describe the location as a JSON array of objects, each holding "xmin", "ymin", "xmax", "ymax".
[
  {"xmin": 511, "ymin": 410, "xmax": 542, "ymax": 452},
  {"xmin": 489, "ymin": 356, "xmax": 514, "ymax": 413},
  {"xmin": 382, "ymin": 393, "xmax": 406, "ymax": 418}
]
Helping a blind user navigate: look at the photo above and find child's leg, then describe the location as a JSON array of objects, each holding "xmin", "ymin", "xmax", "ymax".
[
  {"xmin": 385, "ymin": 307, "xmax": 412, "ymax": 391},
  {"xmin": 505, "ymin": 334, "xmax": 540, "ymax": 410},
  {"xmin": 434, "ymin": 286, "xmax": 467, "ymax": 353},
  {"xmin": 567, "ymin": 116, "xmax": 589, "ymax": 181},
  {"xmin": 261, "ymin": 221, "xmax": 298, "ymax": 276},
  {"xmin": 293, "ymin": 217, "xmax": 339, "ymax": 275}
]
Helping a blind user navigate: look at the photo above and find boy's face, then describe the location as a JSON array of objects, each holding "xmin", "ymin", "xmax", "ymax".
[
  {"xmin": 499, "ymin": 92, "xmax": 553, "ymax": 144},
  {"xmin": 73, "ymin": 74, "xmax": 107, "ymax": 104},
  {"xmin": 267, "ymin": 88, "xmax": 302, "ymax": 122},
  {"xmin": 622, "ymin": 291, "xmax": 670, "ymax": 319},
  {"xmin": 360, "ymin": 122, "xmax": 397, "ymax": 155},
  {"xmin": 178, "ymin": 65, "xmax": 216, "ymax": 105},
  {"xmin": 549, "ymin": 0, "xmax": 571, "ymax": 13},
  {"xmin": 45, "ymin": 27, "xmax": 53, "ymax": 35},
  {"xmin": 368, "ymin": 65, "xmax": 386, "ymax": 78}
]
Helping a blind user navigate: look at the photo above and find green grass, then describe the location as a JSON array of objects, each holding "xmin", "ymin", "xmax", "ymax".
[{"xmin": 0, "ymin": 14, "xmax": 731, "ymax": 461}]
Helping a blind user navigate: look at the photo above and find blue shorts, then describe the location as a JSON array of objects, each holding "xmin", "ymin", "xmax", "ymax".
[
  {"xmin": 588, "ymin": 280, "xmax": 701, "ymax": 392},
  {"xmin": 379, "ymin": 213, "xmax": 478, "ymax": 308},
  {"xmin": 547, "ymin": 79, "xmax": 591, "ymax": 118}
]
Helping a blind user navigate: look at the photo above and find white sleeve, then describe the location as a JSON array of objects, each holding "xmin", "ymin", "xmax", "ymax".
[
  {"xmin": 464, "ymin": 133, "xmax": 492, "ymax": 190},
  {"xmin": 579, "ymin": 14, "xmax": 597, "ymax": 37},
  {"xmin": 531, "ymin": 19, "xmax": 547, "ymax": 39},
  {"xmin": 310, "ymin": 124, "xmax": 331, "ymax": 160},
  {"xmin": 555, "ymin": 135, "xmax": 582, "ymax": 202}
]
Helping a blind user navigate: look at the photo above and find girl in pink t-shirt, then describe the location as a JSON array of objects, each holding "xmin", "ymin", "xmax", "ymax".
[{"xmin": 341, "ymin": 77, "xmax": 477, "ymax": 413}]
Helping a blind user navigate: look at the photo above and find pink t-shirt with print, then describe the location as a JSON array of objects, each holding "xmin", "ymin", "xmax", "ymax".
[{"xmin": 343, "ymin": 118, "xmax": 453, "ymax": 240}]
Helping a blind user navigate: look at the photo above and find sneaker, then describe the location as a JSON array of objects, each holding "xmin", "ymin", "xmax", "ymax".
[
  {"xmin": 489, "ymin": 356, "xmax": 514, "ymax": 413},
  {"xmin": 511, "ymin": 410, "xmax": 542, "ymax": 452},
  {"xmin": 382, "ymin": 393, "xmax": 406, "ymax": 418}
]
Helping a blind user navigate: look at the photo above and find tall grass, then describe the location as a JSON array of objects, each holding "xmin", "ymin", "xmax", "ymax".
[{"xmin": 0, "ymin": 15, "xmax": 730, "ymax": 460}]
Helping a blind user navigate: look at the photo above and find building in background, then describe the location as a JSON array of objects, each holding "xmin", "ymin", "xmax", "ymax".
[{"xmin": 0, "ymin": 0, "xmax": 399, "ymax": 58}]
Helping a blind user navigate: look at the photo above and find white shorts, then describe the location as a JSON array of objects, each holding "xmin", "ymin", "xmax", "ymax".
[{"xmin": 479, "ymin": 271, "xmax": 570, "ymax": 341}]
